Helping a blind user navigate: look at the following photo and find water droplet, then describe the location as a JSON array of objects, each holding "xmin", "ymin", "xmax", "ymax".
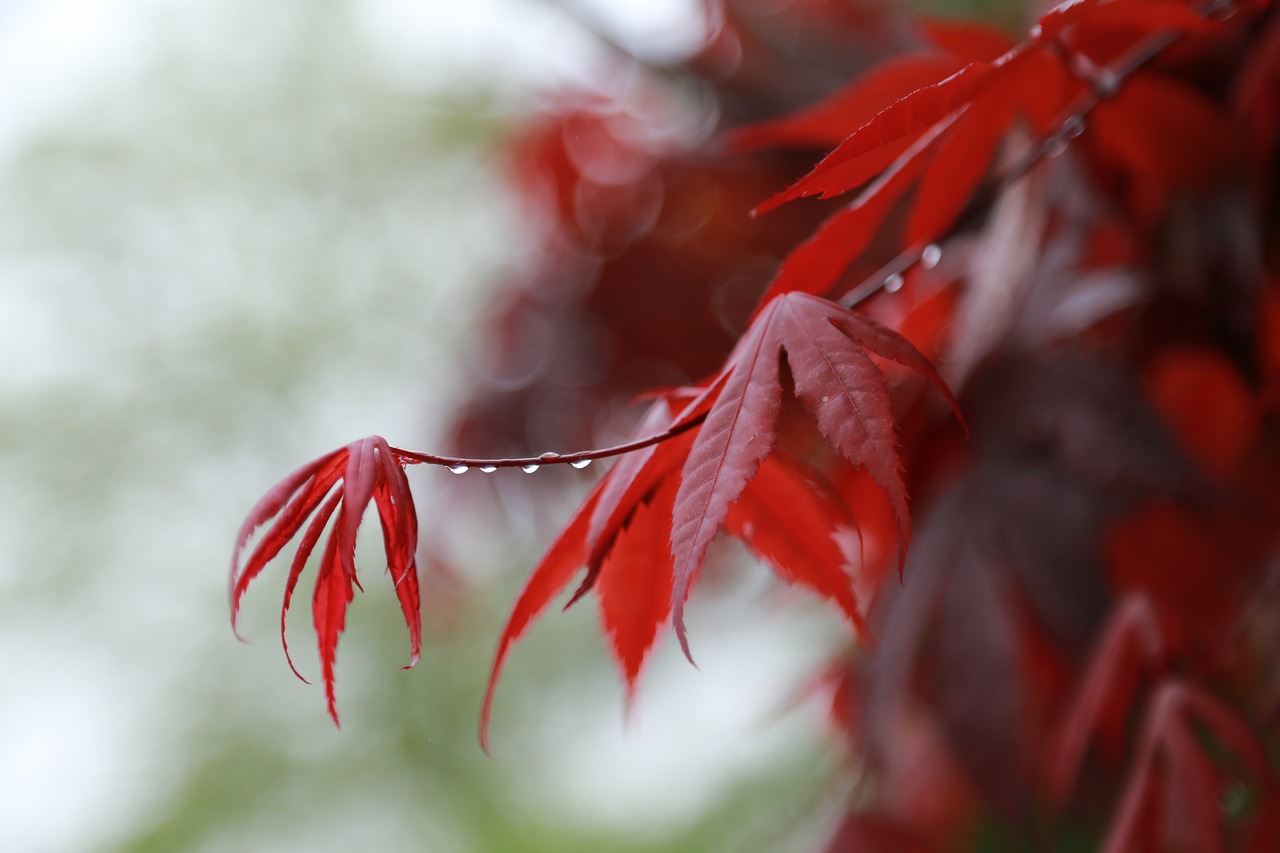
[
  {"xmin": 479, "ymin": 465, "xmax": 497, "ymax": 473},
  {"xmin": 1092, "ymin": 70, "xmax": 1118, "ymax": 97},
  {"xmin": 521, "ymin": 464, "xmax": 540, "ymax": 473},
  {"xmin": 570, "ymin": 459, "xmax": 592, "ymax": 469},
  {"xmin": 539, "ymin": 452, "xmax": 560, "ymax": 461},
  {"xmin": 1029, "ymin": 24, "xmax": 1042, "ymax": 38},
  {"xmin": 921, "ymin": 244, "xmax": 942, "ymax": 269},
  {"xmin": 1047, "ymin": 138, "xmax": 1068, "ymax": 158},
  {"xmin": 1063, "ymin": 116, "xmax": 1086, "ymax": 139},
  {"xmin": 447, "ymin": 464, "xmax": 469, "ymax": 474},
  {"xmin": 883, "ymin": 273, "xmax": 904, "ymax": 293}
]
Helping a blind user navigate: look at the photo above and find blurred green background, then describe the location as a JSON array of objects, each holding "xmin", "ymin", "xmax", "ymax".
[{"xmin": 0, "ymin": 1, "xmax": 861, "ymax": 850}]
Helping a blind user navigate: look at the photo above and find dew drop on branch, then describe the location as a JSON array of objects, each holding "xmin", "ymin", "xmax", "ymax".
[
  {"xmin": 921, "ymin": 244, "xmax": 942, "ymax": 269},
  {"xmin": 448, "ymin": 464, "xmax": 469, "ymax": 474},
  {"xmin": 570, "ymin": 459, "xmax": 592, "ymax": 469},
  {"xmin": 1063, "ymin": 116, "xmax": 1086, "ymax": 139},
  {"xmin": 479, "ymin": 465, "xmax": 498, "ymax": 473},
  {"xmin": 1091, "ymin": 70, "xmax": 1118, "ymax": 97},
  {"xmin": 884, "ymin": 273, "xmax": 904, "ymax": 293},
  {"xmin": 520, "ymin": 464, "xmax": 540, "ymax": 473},
  {"xmin": 539, "ymin": 452, "xmax": 560, "ymax": 462}
]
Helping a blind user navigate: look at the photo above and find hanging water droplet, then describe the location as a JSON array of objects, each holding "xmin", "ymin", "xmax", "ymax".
[
  {"xmin": 479, "ymin": 465, "xmax": 497, "ymax": 473},
  {"xmin": 570, "ymin": 459, "xmax": 592, "ymax": 469},
  {"xmin": 921, "ymin": 244, "xmax": 942, "ymax": 269},
  {"xmin": 883, "ymin": 273, "xmax": 904, "ymax": 293},
  {"xmin": 1063, "ymin": 115, "xmax": 1086, "ymax": 139},
  {"xmin": 447, "ymin": 464, "xmax": 469, "ymax": 474},
  {"xmin": 520, "ymin": 464, "xmax": 540, "ymax": 473},
  {"xmin": 1029, "ymin": 24, "xmax": 1043, "ymax": 38},
  {"xmin": 1047, "ymin": 138, "xmax": 1069, "ymax": 158},
  {"xmin": 1092, "ymin": 70, "xmax": 1119, "ymax": 97}
]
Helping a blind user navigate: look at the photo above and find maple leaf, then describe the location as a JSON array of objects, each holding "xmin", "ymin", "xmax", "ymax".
[
  {"xmin": 479, "ymin": 294, "xmax": 958, "ymax": 743},
  {"xmin": 479, "ymin": 397, "xmax": 693, "ymax": 749},
  {"xmin": 749, "ymin": 39, "xmax": 1078, "ymax": 301},
  {"xmin": 230, "ymin": 435, "xmax": 422, "ymax": 725},
  {"xmin": 1048, "ymin": 594, "xmax": 1165, "ymax": 807},
  {"xmin": 856, "ymin": 351, "xmax": 1199, "ymax": 814},
  {"xmin": 669, "ymin": 291, "xmax": 960, "ymax": 655},
  {"xmin": 739, "ymin": 0, "xmax": 1247, "ymax": 304},
  {"xmin": 1103, "ymin": 679, "xmax": 1272, "ymax": 853}
]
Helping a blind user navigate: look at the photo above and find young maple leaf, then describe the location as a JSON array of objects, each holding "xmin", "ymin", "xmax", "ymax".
[{"xmin": 230, "ymin": 435, "xmax": 422, "ymax": 725}]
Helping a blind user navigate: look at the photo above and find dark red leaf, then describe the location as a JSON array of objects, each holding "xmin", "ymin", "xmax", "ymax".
[
  {"xmin": 1090, "ymin": 72, "xmax": 1235, "ymax": 190},
  {"xmin": 670, "ymin": 292, "xmax": 960, "ymax": 656},
  {"xmin": 1048, "ymin": 594, "xmax": 1165, "ymax": 806},
  {"xmin": 670, "ymin": 312, "xmax": 784, "ymax": 658},
  {"xmin": 1103, "ymin": 679, "xmax": 1271, "ymax": 853}
]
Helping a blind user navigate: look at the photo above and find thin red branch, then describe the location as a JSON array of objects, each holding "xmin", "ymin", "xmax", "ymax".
[{"xmin": 389, "ymin": 411, "xmax": 708, "ymax": 472}]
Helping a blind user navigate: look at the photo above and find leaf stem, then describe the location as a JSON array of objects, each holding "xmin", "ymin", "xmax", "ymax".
[{"xmin": 389, "ymin": 411, "xmax": 708, "ymax": 471}]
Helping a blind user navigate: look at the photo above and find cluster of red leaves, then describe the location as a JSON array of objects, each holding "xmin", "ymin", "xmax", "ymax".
[
  {"xmin": 230, "ymin": 437, "xmax": 421, "ymax": 724},
  {"xmin": 232, "ymin": 0, "xmax": 1280, "ymax": 848},
  {"xmin": 478, "ymin": 291, "xmax": 961, "ymax": 744}
]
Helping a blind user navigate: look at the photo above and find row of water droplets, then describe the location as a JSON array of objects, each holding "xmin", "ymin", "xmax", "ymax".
[
  {"xmin": 447, "ymin": 451, "xmax": 593, "ymax": 475},
  {"xmin": 1047, "ymin": 114, "xmax": 1087, "ymax": 159},
  {"xmin": 881, "ymin": 241, "xmax": 944, "ymax": 294}
]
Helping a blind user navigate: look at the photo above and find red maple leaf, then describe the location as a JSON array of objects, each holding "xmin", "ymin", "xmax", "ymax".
[
  {"xmin": 1048, "ymin": 594, "xmax": 1166, "ymax": 807},
  {"xmin": 669, "ymin": 291, "xmax": 961, "ymax": 655},
  {"xmin": 1102, "ymin": 679, "xmax": 1272, "ymax": 853},
  {"xmin": 480, "ymin": 291, "xmax": 960, "ymax": 745},
  {"xmin": 230, "ymin": 436, "xmax": 422, "ymax": 725}
]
